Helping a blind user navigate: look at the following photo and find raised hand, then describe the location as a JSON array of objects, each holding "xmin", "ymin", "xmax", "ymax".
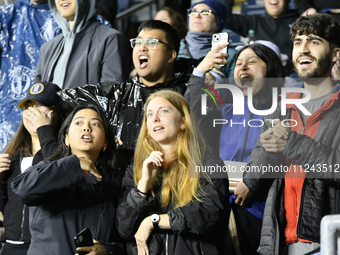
[{"xmin": 196, "ymin": 43, "xmax": 229, "ymax": 73}]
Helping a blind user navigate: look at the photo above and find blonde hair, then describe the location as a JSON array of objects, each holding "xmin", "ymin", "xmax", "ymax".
[{"xmin": 133, "ymin": 90, "xmax": 206, "ymax": 207}]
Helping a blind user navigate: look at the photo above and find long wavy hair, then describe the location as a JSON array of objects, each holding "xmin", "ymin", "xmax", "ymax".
[
  {"xmin": 133, "ymin": 90, "xmax": 205, "ymax": 207},
  {"xmin": 49, "ymin": 104, "xmax": 124, "ymax": 193},
  {"xmin": 4, "ymin": 121, "xmax": 32, "ymax": 157}
]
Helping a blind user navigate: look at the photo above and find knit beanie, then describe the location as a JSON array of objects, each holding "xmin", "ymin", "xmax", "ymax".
[{"xmin": 189, "ymin": 0, "xmax": 227, "ymax": 32}]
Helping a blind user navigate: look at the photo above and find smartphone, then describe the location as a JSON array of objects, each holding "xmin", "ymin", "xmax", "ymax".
[
  {"xmin": 211, "ymin": 32, "xmax": 229, "ymax": 66},
  {"xmin": 74, "ymin": 228, "xmax": 94, "ymax": 255}
]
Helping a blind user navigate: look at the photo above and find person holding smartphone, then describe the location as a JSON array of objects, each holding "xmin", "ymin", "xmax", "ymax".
[
  {"xmin": 12, "ymin": 105, "xmax": 126, "ymax": 255},
  {"xmin": 177, "ymin": 0, "xmax": 236, "ymax": 80}
]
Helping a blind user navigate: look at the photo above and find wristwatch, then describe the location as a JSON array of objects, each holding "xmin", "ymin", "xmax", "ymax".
[{"xmin": 150, "ymin": 214, "xmax": 160, "ymax": 229}]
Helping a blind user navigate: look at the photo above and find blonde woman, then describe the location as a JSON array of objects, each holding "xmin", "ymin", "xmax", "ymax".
[{"xmin": 116, "ymin": 90, "xmax": 229, "ymax": 255}]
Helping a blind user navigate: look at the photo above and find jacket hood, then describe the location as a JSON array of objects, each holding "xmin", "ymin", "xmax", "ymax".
[{"xmin": 48, "ymin": 0, "xmax": 96, "ymax": 35}]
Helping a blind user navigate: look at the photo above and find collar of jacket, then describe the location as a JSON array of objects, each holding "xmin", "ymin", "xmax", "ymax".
[
  {"xmin": 285, "ymin": 83, "xmax": 340, "ymax": 111},
  {"xmin": 133, "ymin": 75, "xmax": 187, "ymax": 89}
]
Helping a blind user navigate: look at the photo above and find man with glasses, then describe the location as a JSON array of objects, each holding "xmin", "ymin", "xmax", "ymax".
[{"xmin": 56, "ymin": 20, "xmax": 187, "ymax": 160}]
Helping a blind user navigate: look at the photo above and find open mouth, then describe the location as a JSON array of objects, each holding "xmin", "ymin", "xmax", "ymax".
[
  {"xmin": 298, "ymin": 58, "xmax": 314, "ymax": 66},
  {"xmin": 154, "ymin": 126, "xmax": 164, "ymax": 132},
  {"xmin": 81, "ymin": 134, "xmax": 92, "ymax": 142},
  {"xmin": 61, "ymin": 3, "xmax": 70, "ymax": 7},
  {"xmin": 240, "ymin": 74, "xmax": 254, "ymax": 87},
  {"xmin": 139, "ymin": 55, "xmax": 149, "ymax": 68},
  {"xmin": 269, "ymin": 1, "xmax": 278, "ymax": 5}
]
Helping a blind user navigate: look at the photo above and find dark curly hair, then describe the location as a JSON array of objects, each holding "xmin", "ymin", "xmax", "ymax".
[{"xmin": 290, "ymin": 13, "xmax": 340, "ymax": 48}]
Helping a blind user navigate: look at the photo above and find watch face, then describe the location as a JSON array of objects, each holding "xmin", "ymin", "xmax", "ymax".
[{"xmin": 151, "ymin": 214, "xmax": 160, "ymax": 223}]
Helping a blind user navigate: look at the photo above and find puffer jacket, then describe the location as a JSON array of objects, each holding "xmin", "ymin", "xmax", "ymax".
[{"xmin": 244, "ymin": 85, "xmax": 340, "ymax": 254}]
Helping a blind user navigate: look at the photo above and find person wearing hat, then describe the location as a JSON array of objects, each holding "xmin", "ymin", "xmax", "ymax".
[
  {"xmin": 177, "ymin": 0, "xmax": 237, "ymax": 79},
  {"xmin": 0, "ymin": 82, "xmax": 60, "ymax": 255}
]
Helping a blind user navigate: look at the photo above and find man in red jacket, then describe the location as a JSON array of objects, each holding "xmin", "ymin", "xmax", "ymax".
[{"xmin": 235, "ymin": 13, "xmax": 340, "ymax": 255}]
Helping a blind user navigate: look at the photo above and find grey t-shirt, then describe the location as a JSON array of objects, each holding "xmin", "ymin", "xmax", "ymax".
[{"xmin": 298, "ymin": 88, "xmax": 335, "ymax": 125}]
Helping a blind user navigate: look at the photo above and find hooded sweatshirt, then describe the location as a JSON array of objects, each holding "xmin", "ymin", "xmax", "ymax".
[
  {"xmin": 49, "ymin": 0, "xmax": 96, "ymax": 86},
  {"xmin": 35, "ymin": 0, "xmax": 130, "ymax": 88}
]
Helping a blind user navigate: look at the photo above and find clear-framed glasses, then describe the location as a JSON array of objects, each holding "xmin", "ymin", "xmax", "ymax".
[
  {"xmin": 130, "ymin": 38, "xmax": 172, "ymax": 50},
  {"xmin": 187, "ymin": 9, "xmax": 213, "ymax": 17}
]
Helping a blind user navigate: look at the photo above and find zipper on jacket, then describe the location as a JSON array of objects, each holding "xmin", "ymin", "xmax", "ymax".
[
  {"xmin": 296, "ymin": 179, "xmax": 307, "ymax": 239},
  {"xmin": 199, "ymin": 240, "xmax": 204, "ymax": 255},
  {"xmin": 166, "ymin": 233, "xmax": 168, "ymax": 255},
  {"xmin": 20, "ymin": 204, "xmax": 26, "ymax": 241},
  {"xmin": 240, "ymin": 112, "xmax": 253, "ymax": 162}
]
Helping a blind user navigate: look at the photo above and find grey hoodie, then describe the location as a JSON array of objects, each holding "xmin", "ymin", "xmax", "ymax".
[{"xmin": 48, "ymin": 0, "xmax": 96, "ymax": 87}]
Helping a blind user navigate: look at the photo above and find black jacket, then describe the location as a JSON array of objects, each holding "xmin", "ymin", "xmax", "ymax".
[
  {"xmin": 56, "ymin": 76, "xmax": 188, "ymax": 160},
  {"xmin": 0, "ymin": 125, "xmax": 57, "ymax": 243},
  {"xmin": 116, "ymin": 150, "xmax": 230, "ymax": 255},
  {"xmin": 224, "ymin": 0, "xmax": 299, "ymax": 59},
  {"xmin": 244, "ymin": 87, "xmax": 340, "ymax": 254},
  {"xmin": 11, "ymin": 154, "xmax": 125, "ymax": 255},
  {"xmin": 34, "ymin": 18, "xmax": 131, "ymax": 89}
]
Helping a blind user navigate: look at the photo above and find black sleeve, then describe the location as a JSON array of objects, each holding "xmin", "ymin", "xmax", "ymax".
[
  {"xmin": 282, "ymin": 131, "xmax": 340, "ymax": 189},
  {"xmin": 185, "ymin": 75, "xmax": 228, "ymax": 151},
  {"xmin": 11, "ymin": 155, "xmax": 85, "ymax": 206},
  {"xmin": 116, "ymin": 166, "xmax": 155, "ymax": 240},
  {"xmin": 0, "ymin": 180, "xmax": 7, "ymax": 213},
  {"xmin": 36, "ymin": 125, "xmax": 58, "ymax": 160},
  {"xmin": 168, "ymin": 177, "xmax": 228, "ymax": 235}
]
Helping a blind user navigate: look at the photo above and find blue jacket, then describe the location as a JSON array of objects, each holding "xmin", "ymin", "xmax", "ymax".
[
  {"xmin": 219, "ymin": 98, "xmax": 263, "ymax": 162},
  {"xmin": 0, "ymin": 0, "xmax": 60, "ymax": 152}
]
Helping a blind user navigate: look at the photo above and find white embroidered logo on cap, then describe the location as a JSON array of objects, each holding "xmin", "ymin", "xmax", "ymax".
[{"xmin": 30, "ymin": 83, "xmax": 44, "ymax": 95}]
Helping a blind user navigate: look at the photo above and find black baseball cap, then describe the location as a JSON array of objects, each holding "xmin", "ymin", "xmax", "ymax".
[{"xmin": 17, "ymin": 82, "xmax": 61, "ymax": 108}]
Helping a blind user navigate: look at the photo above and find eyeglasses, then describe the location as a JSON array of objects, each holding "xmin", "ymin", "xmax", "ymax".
[
  {"xmin": 130, "ymin": 38, "xmax": 172, "ymax": 50},
  {"xmin": 187, "ymin": 9, "xmax": 213, "ymax": 17}
]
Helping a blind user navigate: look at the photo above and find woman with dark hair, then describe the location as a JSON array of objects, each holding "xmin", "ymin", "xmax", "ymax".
[
  {"xmin": 154, "ymin": 6, "xmax": 188, "ymax": 39},
  {"xmin": 223, "ymin": 43, "xmax": 284, "ymax": 255},
  {"xmin": 0, "ymin": 82, "xmax": 60, "ymax": 255},
  {"xmin": 186, "ymin": 42, "xmax": 285, "ymax": 255},
  {"xmin": 12, "ymin": 104, "xmax": 126, "ymax": 255}
]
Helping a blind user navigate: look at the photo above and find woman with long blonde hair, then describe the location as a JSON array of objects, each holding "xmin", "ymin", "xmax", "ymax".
[{"xmin": 117, "ymin": 90, "xmax": 229, "ymax": 255}]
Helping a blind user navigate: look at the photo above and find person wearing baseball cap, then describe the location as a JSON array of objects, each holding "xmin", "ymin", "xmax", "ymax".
[
  {"xmin": 17, "ymin": 82, "xmax": 61, "ymax": 109},
  {"xmin": 0, "ymin": 81, "xmax": 60, "ymax": 255}
]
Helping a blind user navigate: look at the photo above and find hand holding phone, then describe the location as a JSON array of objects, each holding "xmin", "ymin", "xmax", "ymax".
[
  {"xmin": 196, "ymin": 33, "xmax": 229, "ymax": 73},
  {"xmin": 211, "ymin": 32, "xmax": 229, "ymax": 66},
  {"xmin": 74, "ymin": 228, "xmax": 94, "ymax": 255}
]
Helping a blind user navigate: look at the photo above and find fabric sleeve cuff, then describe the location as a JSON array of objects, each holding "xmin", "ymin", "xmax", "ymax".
[{"xmin": 193, "ymin": 68, "xmax": 205, "ymax": 78}]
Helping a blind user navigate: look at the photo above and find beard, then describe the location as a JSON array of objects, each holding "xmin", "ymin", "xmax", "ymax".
[{"xmin": 294, "ymin": 51, "xmax": 333, "ymax": 81}]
